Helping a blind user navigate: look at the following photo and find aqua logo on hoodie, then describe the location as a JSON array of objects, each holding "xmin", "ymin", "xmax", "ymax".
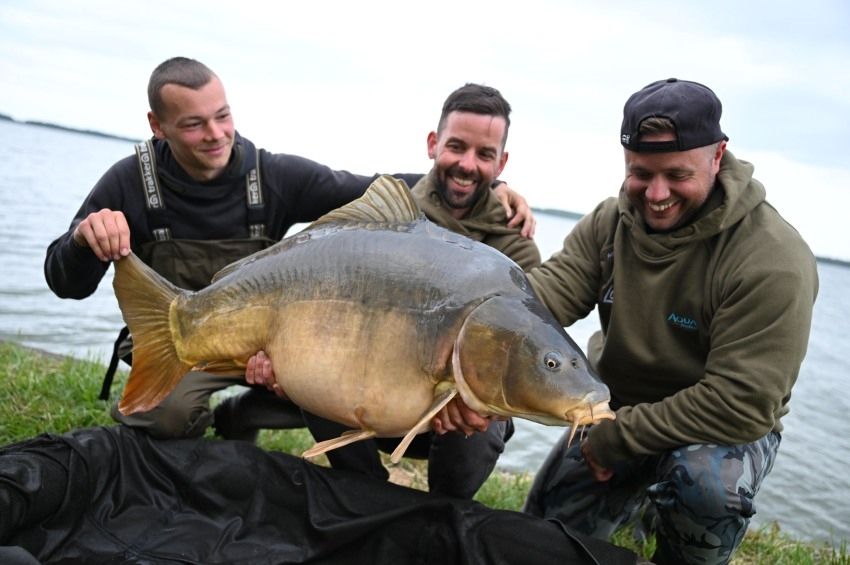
[{"xmin": 667, "ymin": 312, "xmax": 698, "ymax": 331}]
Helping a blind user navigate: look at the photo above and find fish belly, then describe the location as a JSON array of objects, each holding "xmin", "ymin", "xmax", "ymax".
[{"xmin": 268, "ymin": 299, "xmax": 444, "ymax": 436}]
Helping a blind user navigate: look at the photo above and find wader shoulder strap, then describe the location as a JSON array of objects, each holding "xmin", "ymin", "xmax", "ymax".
[
  {"xmin": 246, "ymin": 150, "xmax": 267, "ymax": 238},
  {"xmin": 99, "ymin": 325, "xmax": 131, "ymax": 400},
  {"xmin": 135, "ymin": 141, "xmax": 268, "ymax": 239},
  {"xmin": 135, "ymin": 140, "xmax": 172, "ymax": 241}
]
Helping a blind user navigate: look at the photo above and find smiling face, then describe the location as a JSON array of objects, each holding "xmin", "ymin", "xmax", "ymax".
[
  {"xmin": 427, "ymin": 111, "xmax": 508, "ymax": 218},
  {"xmin": 147, "ymin": 76, "xmax": 235, "ymax": 182},
  {"xmin": 624, "ymin": 132, "xmax": 725, "ymax": 232}
]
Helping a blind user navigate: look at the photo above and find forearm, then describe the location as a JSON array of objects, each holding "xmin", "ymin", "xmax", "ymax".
[
  {"xmin": 587, "ymin": 379, "xmax": 780, "ymax": 468},
  {"xmin": 44, "ymin": 230, "xmax": 109, "ymax": 299},
  {"xmin": 499, "ymin": 235, "xmax": 541, "ymax": 272},
  {"xmin": 528, "ymin": 199, "xmax": 616, "ymax": 325}
]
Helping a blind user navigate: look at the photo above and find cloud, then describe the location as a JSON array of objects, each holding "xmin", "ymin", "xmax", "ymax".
[{"xmin": 1, "ymin": 0, "xmax": 848, "ymax": 259}]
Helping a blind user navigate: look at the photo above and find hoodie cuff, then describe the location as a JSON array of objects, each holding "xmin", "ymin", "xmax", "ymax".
[
  {"xmin": 66, "ymin": 235, "xmax": 101, "ymax": 263},
  {"xmin": 586, "ymin": 418, "xmax": 632, "ymax": 469}
]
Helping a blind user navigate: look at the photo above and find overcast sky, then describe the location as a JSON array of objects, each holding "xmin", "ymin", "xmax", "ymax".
[{"xmin": 2, "ymin": 0, "xmax": 848, "ymax": 260}]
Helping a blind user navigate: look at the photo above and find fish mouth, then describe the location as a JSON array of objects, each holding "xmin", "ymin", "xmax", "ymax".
[
  {"xmin": 564, "ymin": 400, "xmax": 616, "ymax": 447},
  {"xmin": 568, "ymin": 400, "xmax": 616, "ymax": 426}
]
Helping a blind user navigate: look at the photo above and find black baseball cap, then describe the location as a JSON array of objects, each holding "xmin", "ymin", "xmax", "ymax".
[{"xmin": 620, "ymin": 78, "xmax": 728, "ymax": 153}]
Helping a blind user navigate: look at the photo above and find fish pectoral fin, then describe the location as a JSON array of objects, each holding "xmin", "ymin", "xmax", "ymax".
[
  {"xmin": 302, "ymin": 429, "xmax": 377, "ymax": 459},
  {"xmin": 192, "ymin": 359, "xmax": 246, "ymax": 376},
  {"xmin": 390, "ymin": 387, "xmax": 457, "ymax": 465}
]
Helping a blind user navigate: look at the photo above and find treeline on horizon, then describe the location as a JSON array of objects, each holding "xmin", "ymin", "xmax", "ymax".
[{"xmin": 0, "ymin": 112, "xmax": 139, "ymax": 143}]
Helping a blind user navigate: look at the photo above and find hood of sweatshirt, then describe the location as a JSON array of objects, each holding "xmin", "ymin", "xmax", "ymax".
[
  {"xmin": 151, "ymin": 132, "xmax": 258, "ymax": 199},
  {"xmin": 412, "ymin": 169, "xmax": 521, "ymax": 238}
]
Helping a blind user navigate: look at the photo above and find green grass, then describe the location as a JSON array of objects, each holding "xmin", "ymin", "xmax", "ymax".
[
  {"xmin": 1, "ymin": 340, "xmax": 847, "ymax": 564},
  {"xmin": 0, "ymin": 341, "xmax": 119, "ymax": 441}
]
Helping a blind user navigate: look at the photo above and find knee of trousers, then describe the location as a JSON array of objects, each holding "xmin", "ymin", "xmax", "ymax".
[
  {"xmin": 110, "ymin": 371, "xmax": 239, "ymax": 439},
  {"xmin": 111, "ymin": 399, "xmax": 213, "ymax": 439},
  {"xmin": 649, "ymin": 444, "xmax": 758, "ymax": 520},
  {"xmin": 426, "ymin": 423, "xmax": 509, "ymax": 499},
  {"xmin": 156, "ymin": 404, "xmax": 213, "ymax": 439}
]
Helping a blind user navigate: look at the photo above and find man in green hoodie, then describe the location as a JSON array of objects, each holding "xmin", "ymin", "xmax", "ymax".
[
  {"xmin": 248, "ymin": 82, "xmax": 541, "ymax": 500},
  {"xmin": 521, "ymin": 78, "xmax": 818, "ymax": 565},
  {"xmin": 410, "ymin": 82, "xmax": 541, "ymax": 272}
]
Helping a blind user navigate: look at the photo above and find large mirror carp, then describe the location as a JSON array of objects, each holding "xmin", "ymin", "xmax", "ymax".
[{"xmin": 114, "ymin": 176, "xmax": 613, "ymax": 461}]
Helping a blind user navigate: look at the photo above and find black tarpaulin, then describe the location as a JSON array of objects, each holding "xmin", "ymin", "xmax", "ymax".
[{"xmin": 0, "ymin": 426, "xmax": 637, "ymax": 564}]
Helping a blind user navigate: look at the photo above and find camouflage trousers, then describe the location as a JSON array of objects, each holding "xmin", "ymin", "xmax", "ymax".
[{"xmin": 523, "ymin": 431, "xmax": 781, "ymax": 565}]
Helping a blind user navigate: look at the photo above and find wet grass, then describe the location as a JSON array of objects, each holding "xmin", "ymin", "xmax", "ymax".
[{"xmin": 1, "ymin": 340, "xmax": 847, "ymax": 564}]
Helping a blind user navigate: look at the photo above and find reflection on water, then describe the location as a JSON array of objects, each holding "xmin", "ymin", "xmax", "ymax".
[{"xmin": 1, "ymin": 120, "xmax": 848, "ymax": 545}]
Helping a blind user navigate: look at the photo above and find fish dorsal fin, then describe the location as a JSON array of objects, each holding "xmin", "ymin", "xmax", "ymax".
[
  {"xmin": 211, "ymin": 175, "xmax": 421, "ymax": 283},
  {"xmin": 308, "ymin": 174, "xmax": 422, "ymax": 229}
]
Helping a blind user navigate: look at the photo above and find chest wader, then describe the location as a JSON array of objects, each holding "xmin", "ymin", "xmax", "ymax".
[{"xmin": 98, "ymin": 140, "xmax": 275, "ymax": 400}]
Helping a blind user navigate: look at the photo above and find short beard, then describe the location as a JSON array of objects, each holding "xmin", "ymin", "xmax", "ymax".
[{"xmin": 435, "ymin": 171, "xmax": 485, "ymax": 210}]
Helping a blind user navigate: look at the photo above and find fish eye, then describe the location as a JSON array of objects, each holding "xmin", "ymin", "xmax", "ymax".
[{"xmin": 544, "ymin": 352, "xmax": 562, "ymax": 371}]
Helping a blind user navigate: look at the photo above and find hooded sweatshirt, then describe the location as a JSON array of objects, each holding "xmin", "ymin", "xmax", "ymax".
[
  {"xmin": 528, "ymin": 151, "xmax": 818, "ymax": 467},
  {"xmin": 412, "ymin": 171, "xmax": 541, "ymax": 271}
]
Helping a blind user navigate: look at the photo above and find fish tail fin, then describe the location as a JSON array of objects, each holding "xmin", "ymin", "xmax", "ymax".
[{"xmin": 112, "ymin": 253, "xmax": 193, "ymax": 415}]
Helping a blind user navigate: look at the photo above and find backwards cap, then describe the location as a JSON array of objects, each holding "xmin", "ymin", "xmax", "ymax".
[{"xmin": 620, "ymin": 78, "xmax": 728, "ymax": 153}]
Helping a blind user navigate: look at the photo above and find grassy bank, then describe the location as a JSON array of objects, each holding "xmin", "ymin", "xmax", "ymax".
[{"xmin": 1, "ymin": 340, "xmax": 846, "ymax": 564}]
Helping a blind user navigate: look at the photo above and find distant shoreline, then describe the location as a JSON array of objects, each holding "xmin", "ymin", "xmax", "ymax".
[
  {"xmin": 2, "ymin": 113, "xmax": 847, "ymax": 268},
  {"xmin": 0, "ymin": 112, "xmax": 140, "ymax": 143},
  {"xmin": 532, "ymin": 208, "xmax": 850, "ymax": 267}
]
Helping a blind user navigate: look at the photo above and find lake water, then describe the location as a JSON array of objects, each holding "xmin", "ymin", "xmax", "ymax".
[{"xmin": 1, "ymin": 119, "xmax": 847, "ymax": 545}]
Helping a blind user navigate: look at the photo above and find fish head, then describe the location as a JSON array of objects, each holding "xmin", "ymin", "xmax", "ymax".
[{"xmin": 454, "ymin": 295, "xmax": 614, "ymax": 428}]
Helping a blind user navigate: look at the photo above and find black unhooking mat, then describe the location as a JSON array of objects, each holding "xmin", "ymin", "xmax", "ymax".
[{"xmin": 0, "ymin": 426, "xmax": 637, "ymax": 564}]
